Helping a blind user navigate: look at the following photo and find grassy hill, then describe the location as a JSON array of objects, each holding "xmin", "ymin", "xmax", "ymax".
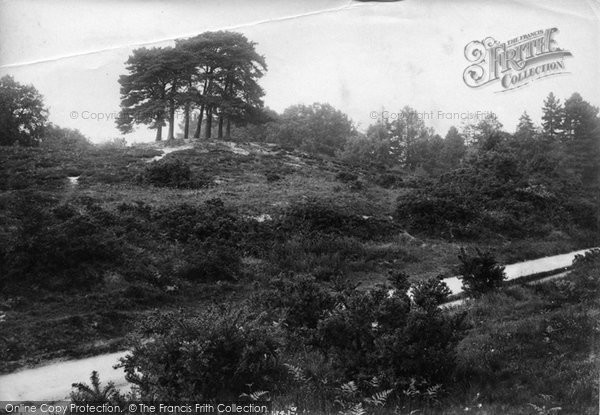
[
  {"xmin": 0, "ymin": 139, "xmax": 590, "ymax": 371},
  {"xmin": 0, "ymin": 139, "xmax": 598, "ymax": 414}
]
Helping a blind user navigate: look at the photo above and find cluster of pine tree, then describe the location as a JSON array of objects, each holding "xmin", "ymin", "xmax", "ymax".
[{"xmin": 117, "ymin": 31, "xmax": 267, "ymax": 141}]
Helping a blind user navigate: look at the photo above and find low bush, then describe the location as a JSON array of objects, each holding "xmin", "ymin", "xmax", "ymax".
[
  {"xmin": 119, "ymin": 308, "xmax": 284, "ymax": 400},
  {"xmin": 152, "ymin": 200, "xmax": 242, "ymax": 243},
  {"xmin": 282, "ymin": 199, "xmax": 399, "ymax": 240},
  {"xmin": 395, "ymin": 164, "xmax": 596, "ymax": 241},
  {"xmin": 395, "ymin": 194, "xmax": 477, "ymax": 239},
  {"xmin": 178, "ymin": 240, "xmax": 241, "ymax": 282},
  {"xmin": 263, "ymin": 275, "xmax": 336, "ymax": 332},
  {"xmin": 265, "ymin": 272, "xmax": 467, "ymax": 389},
  {"xmin": 457, "ymin": 248, "xmax": 506, "ymax": 297},
  {"xmin": 1, "ymin": 199, "xmax": 121, "ymax": 292},
  {"xmin": 335, "ymin": 171, "xmax": 358, "ymax": 183},
  {"xmin": 372, "ymin": 172, "xmax": 403, "ymax": 189},
  {"xmin": 411, "ymin": 277, "xmax": 452, "ymax": 311},
  {"xmin": 269, "ymin": 233, "xmax": 364, "ymax": 281},
  {"xmin": 265, "ymin": 171, "xmax": 282, "ymax": 182},
  {"xmin": 140, "ymin": 158, "xmax": 210, "ymax": 188}
]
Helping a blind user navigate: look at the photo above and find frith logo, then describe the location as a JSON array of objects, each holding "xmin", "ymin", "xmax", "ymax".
[{"xmin": 463, "ymin": 28, "xmax": 572, "ymax": 92}]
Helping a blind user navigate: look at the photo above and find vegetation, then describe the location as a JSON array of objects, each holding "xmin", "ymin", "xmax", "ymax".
[
  {"xmin": 0, "ymin": 75, "xmax": 48, "ymax": 146},
  {"xmin": 1, "ymin": 29, "xmax": 599, "ymax": 414},
  {"xmin": 264, "ymin": 103, "xmax": 356, "ymax": 156},
  {"xmin": 117, "ymin": 31, "xmax": 266, "ymax": 141},
  {"xmin": 457, "ymin": 248, "xmax": 506, "ymax": 297},
  {"xmin": 68, "ymin": 253, "xmax": 600, "ymax": 414}
]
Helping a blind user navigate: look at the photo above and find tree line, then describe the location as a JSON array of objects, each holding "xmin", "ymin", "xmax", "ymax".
[{"xmin": 116, "ymin": 31, "xmax": 267, "ymax": 142}]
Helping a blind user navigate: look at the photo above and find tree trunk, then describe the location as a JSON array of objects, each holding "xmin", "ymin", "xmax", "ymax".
[
  {"xmin": 183, "ymin": 102, "xmax": 190, "ymax": 139},
  {"xmin": 194, "ymin": 104, "xmax": 204, "ymax": 139},
  {"xmin": 226, "ymin": 118, "xmax": 231, "ymax": 138},
  {"xmin": 218, "ymin": 114, "xmax": 224, "ymax": 139},
  {"xmin": 155, "ymin": 124, "xmax": 163, "ymax": 141},
  {"xmin": 167, "ymin": 98, "xmax": 175, "ymax": 141},
  {"xmin": 194, "ymin": 76, "xmax": 210, "ymax": 139},
  {"xmin": 205, "ymin": 106, "xmax": 212, "ymax": 139}
]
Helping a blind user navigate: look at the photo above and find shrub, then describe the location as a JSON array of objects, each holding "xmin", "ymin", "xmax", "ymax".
[
  {"xmin": 542, "ymin": 248, "xmax": 600, "ymax": 303},
  {"xmin": 118, "ymin": 308, "xmax": 283, "ymax": 400},
  {"xmin": 153, "ymin": 201, "xmax": 241, "ymax": 243},
  {"xmin": 269, "ymin": 233, "xmax": 364, "ymax": 281},
  {"xmin": 70, "ymin": 371, "xmax": 123, "ymax": 404},
  {"xmin": 41, "ymin": 124, "xmax": 93, "ymax": 152},
  {"xmin": 282, "ymin": 199, "xmax": 399, "ymax": 240},
  {"xmin": 411, "ymin": 277, "xmax": 452, "ymax": 311},
  {"xmin": 178, "ymin": 240, "xmax": 241, "ymax": 282},
  {"xmin": 263, "ymin": 275, "xmax": 336, "ymax": 332},
  {"xmin": 315, "ymin": 285, "xmax": 410, "ymax": 378},
  {"xmin": 335, "ymin": 171, "xmax": 358, "ymax": 183},
  {"xmin": 396, "ymin": 194, "xmax": 477, "ymax": 239},
  {"xmin": 122, "ymin": 283, "xmax": 168, "ymax": 306},
  {"xmin": 97, "ymin": 137, "xmax": 127, "ymax": 150},
  {"xmin": 1, "ymin": 200, "xmax": 121, "ymax": 292},
  {"xmin": 141, "ymin": 158, "xmax": 209, "ymax": 188},
  {"xmin": 572, "ymin": 248, "xmax": 600, "ymax": 267},
  {"xmin": 313, "ymin": 279, "xmax": 465, "ymax": 385},
  {"xmin": 265, "ymin": 171, "xmax": 282, "ymax": 182},
  {"xmin": 457, "ymin": 248, "xmax": 506, "ymax": 297},
  {"xmin": 373, "ymin": 172, "xmax": 403, "ymax": 189}
]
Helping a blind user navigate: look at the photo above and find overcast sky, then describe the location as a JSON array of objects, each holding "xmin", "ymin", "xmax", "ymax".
[{"xmin": 1, "ymin": 0, "xmax": 598, "ymax": 143}]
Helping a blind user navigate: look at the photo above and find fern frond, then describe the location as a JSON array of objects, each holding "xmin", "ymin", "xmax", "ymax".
[
  {"xmin": 365, "ymin": 388, "xmax": 393, "ymax": 407},
  {"xmin": 340, "ymin": 381, "xmax": 358, "ymax": 396},
  {"xmin": 343, "ymin": 403, "xmax": 365, "ymax": 415},
  {"xmin": 284, "ymin": 363, "xmax": 308, "ymax": 383}
]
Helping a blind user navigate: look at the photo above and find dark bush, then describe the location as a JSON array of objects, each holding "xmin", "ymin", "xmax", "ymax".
[
  {"xmin": 315, "ymin": 286, "xmax": 410, "ymax": 378},
  {"xmin": 122, "ymin": 284, "xmax": 168, "ymax": 306},
  {"xmin": 119, "ymin": 309, "xmax": 283, "ymax": 400},
  {"xmin": 269, "ymin": 233, "xmax": 364, "ymax": 281},
  {"xmin": 542, "ymin": 249, "xmax": 600, "ymax": 303},
  {"xmin": 457, "ymin": 248, "xmax": 506, "ymax": 297},
  {"xmin": 153, "ymin": 201, "xmax": 241, "ymax": 243},
  {"xmin": 263, "ymin": 275, "xmax": 336, "ymax": 331},
  {"xmin": 394, "ymin": 159, "xmax": 593, "ymax": 241},
  {"xmin": 396, "ymin": 194, "xmax": 477, "ymax": 239},
  {"xmin": 1, "ymin": 201, "xmax": 121, "ymax": 292},
  {"xmin": 265, "ymin": 172, "xmax": 282, "ymax": 182},
  {"xmin": 572, "ymin": 248, "xmax": 600, "ymax": 267},
  {"xmin": 411, "ymin": 277, "xmax": 452, "ymax": 311},
  {"xmin": 283, "ymin": 199, "xmax": 399, "ymax": 240},
  {"xmin": 335, "ymin": 171, "xmax": 358, "ymax": 183},
  {"xmin": 263, "ymin": 272, "xmax": 466, "ymax": 386},
  {"xmin": 141, "ymin": 158, "xmax": 209, "ymax": 188},
  {"xmin": 314, "ymin": 281, "xmax": 465, "ymax": 385},
  {"xmin": 373, "ymin": 173, "xmax": 403, "ymax": 189},
  {"xmin": 178, "ymin": 241, "xmax": 241, "ymax": 282}
]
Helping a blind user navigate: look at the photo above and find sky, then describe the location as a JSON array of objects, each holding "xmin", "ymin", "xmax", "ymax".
[{"xmin": 0, "ymin": 0, "xmax": 599, "ymax": 143}]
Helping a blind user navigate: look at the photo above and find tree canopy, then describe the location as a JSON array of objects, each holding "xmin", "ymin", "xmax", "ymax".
[
  {"xmin": 0, "ymin": 75, "xmax": 48, "ymax": 146},
  {"xmin": 117, "ymin": 31, "xmax": 266, "ymax": 141},
  {"xmin": 266, "ymin": 103, "xmax": 355, "ymax": 156}
]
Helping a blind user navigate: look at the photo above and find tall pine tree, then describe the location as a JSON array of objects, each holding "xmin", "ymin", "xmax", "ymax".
[
  {"xmin": 515, "ymin": 111, "xmax": 536, "ymax": 141},
  {"xmin": 541, "ymin": 92, "xmax": 563, "ymax": 140},
  {"xmin": 562, "ymin": 93, "xmax": 600, "ymax": 186}
]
